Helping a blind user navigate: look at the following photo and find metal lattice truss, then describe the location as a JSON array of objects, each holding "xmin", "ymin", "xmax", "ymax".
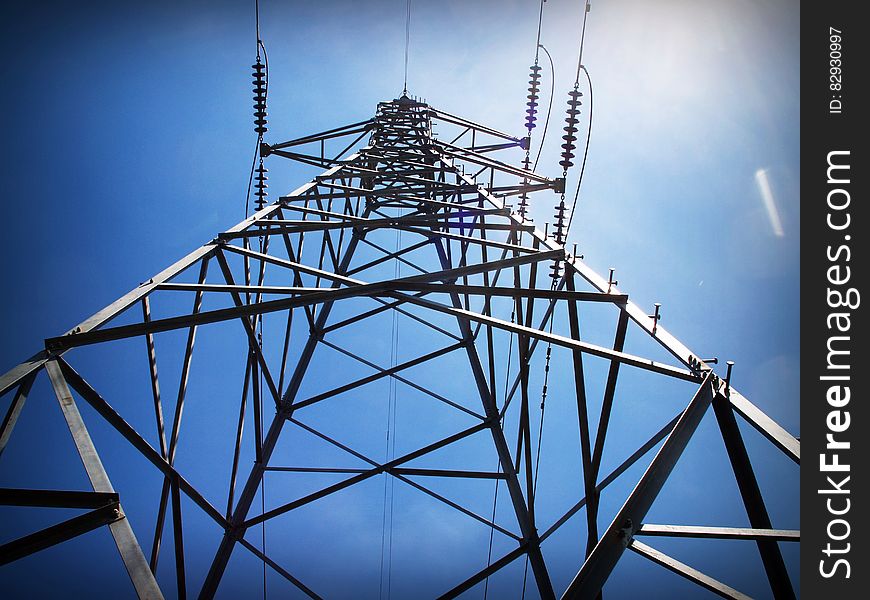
[{"xmin": 0, "ymin": 97, "xmax": 799, "ymax": 599}]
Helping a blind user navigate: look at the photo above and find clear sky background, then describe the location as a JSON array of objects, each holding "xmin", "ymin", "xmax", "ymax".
[{"xmin": 0, "ymin": 1, "xmax": 799, "ymax": 598}]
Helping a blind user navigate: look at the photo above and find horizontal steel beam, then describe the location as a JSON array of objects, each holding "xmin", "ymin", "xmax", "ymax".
[
  {"xmin": 400, "ymin": 295, "xmax": 698, "ymax": 383},
  {"xmin": 0, "ymin": 502, "xmax": 122, "ymax": 566},
  {"xmin": 0, "ymin": 488, "xmax": 119, "ymax": 509},
  {"xmin": 46, "ymin": 249, "xmax": 561, "ymax": 349},
  {"xmin": 269, "ymin": 119, "xmax": 374, "ymax": 150},
  {"xmin": 636, "ymin": 524, "xmax": 799, "ymax": 542}
]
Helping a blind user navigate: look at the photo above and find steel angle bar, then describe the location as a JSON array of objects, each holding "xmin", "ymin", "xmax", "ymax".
[
  {"xmin": 435, "ymin": 143, "xmax": 553, "ymax": 185},
  {"xmin": 448, "ymin": 125, "xmax": 472, "ymax": 145},
  {"xmin": 713, "ymin": 392, "xmax": 795, "ymax": 598},
  {"xmin": 391, "ymin": 468, "xmax": 507, "ymax": 479},
  {"xmin": 635, "ymin": 524, "xmax": 799, "ymax": 542},
  {"xmin": 0, "ymin": 351, "xmax": 47, "ymax": 398},
  {"xmin": 428, "ymin": 107, "xmax": 523, "ymax": 144},
  {"xmin": 435, "ymin": 544, "xmax": 528, "ymax": 600},
  {"xmin": 0, "ymin": 501, "xmax": 123, "ymax": 566},
  {"xmin": 588, "ymin": 306, "xmax": 630, "ymax": 538},
  {"xmin": 629, "ymin": 540, "xmax": 752, "ymax": 600},
  {"xmin": 141, "ymin": 298, "xmax": 168, "ymax": 463},
  {"xmin": 0, "ymin": 371, "xmax": 37, "ymax": 457},
  {"xmin": 237, "ymin": 538, "xmax": 322, "ymax": 600},
  {"xmin": 44, "ymin": 360, "xmax": 163, "ymax": 600},
  {"xmin": 269, "ymin": 129, "xmax": 371, "ymax": 165},
  {"xmin": 269, "ymin": 120, "xmax": 374, "ymax": 150},
  {"xmin": 266, "ymin": 149, "xmax": 340, "ymax": 169},
  {"xmin": 394, "ymin": 282, "xmax": 626, "ymax": 304},
  {"xmin": 399, "ymin": 295, "xmax": 697, "ymax": 383},
  {"xmin": 561, "ymin": 374, "xmax": 716, "ymax": 599},
  {"xmin": 467, "ymin": 140, "xmax": 525, "ymax": 153},
  {"xmin": 566, "ymin": 273, "xmax": 598, "ymax": 557},
  {"xmin": 265, "ymin": 466, "xmax": 367, "ymax": 474},
  {"xmin": 0, "ymin": 488, "xmax": 118, "ymax": 510},
  {"xmin": 151, "ymin": 257, "xmax": 209, "ymax": 571},
  {"xmin": 274, "ymin": 203, "xmax": 369, "ymax": 222},
  {"xmin": 214, "ymin": 250, "xmax": 281, "ymax": 405},
  {"xmin": 157, "ymin": 283, "xmax": 321, "ymax": 294}
]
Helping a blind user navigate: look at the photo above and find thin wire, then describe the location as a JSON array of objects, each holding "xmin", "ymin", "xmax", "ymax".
[
  {"xmin": 402, "ymin": 0, "xmax": 411, "ymax": 94},
  {"xmin": 254, "ymin": 4, "xmax": 268, "ymax": 597},
  {"xmin": 532, "ymin": 44, "xmax": 555, "ymax": 172},
  {"xmin": 564, "ymin": 66, "xmax": 593, "ymax": 240},
  {"xmin": 380, "ymin": 213, "xmax": 402, "ymax": 599},
  {"xmin": 244, "ymin": 145, "xmax": 259, "ymax": 218},
  {"xmin": 573, "ymin": 0, "xmax": 591, "ymax": 86},
  {"xmin": 259, "ymin": 226, "xmax": 267, "ymax": 600},
  {"xmin": 261, "ymin": 407, "xmax": 267, "ymax": 600},
  {"xmin": 483, "ymin": 309, "xmax": 517, "ymax": 598},
  {"xmin": 520, "ymin": 316, "xmax": 555, "ymax": 600},
  {"xmin": 388, "ymin": 226, "xmax": 401, "ymax": 599},
  {"xmin": 255, "ymin": 0, "xmax": 261, "ymax": 55},
  {"xmin": 533, "ymin": 0, "xmax": 545, "ymax": 62}
]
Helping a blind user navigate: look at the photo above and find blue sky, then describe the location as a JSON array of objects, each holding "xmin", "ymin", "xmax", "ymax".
[{"xmin": 0, "ymin": 1, "xmax": 799, "ymax": 598}]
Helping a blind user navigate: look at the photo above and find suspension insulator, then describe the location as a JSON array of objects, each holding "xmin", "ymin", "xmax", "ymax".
[
  {"xmin": 525, "ymin": 64, "xmax": 542, "ymax": 131},
  {"xmin": 559, "ymin": 89, "xmax": 583, "ymax": 171},
  {"xmin": 254, "ymin": 160, "xmax": 268, "ymax": 210},
  {"xmin": 517, "ymin": 192, "xmax": 530, "ymax": 220},
  {"xmin": 552, "ymin": 199, "xmax": 567, "ymax": 245},
  {"xmin": 549, "ymin": 258, "xmax": 563, "ymax": 282},
  {"xmin": 252, "ymin": 60, "xmax": 267, "ymax": 135}
]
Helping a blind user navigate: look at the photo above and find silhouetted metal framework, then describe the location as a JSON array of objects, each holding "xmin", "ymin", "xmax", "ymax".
[{"xmin": 0, "ymin": 96, "xmax": 799, "ymax": 599}]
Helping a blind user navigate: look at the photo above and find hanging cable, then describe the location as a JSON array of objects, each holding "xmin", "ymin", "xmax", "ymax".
[
  {"xmin": 520, "ymin": 312, "xmax": 556, "ymax": 599},
  {"xmin": 564, "ymin": 65, "xmax": 593, "ymax": 241},
  {"xmin": 249, "ymin": 4, "xmax": 269, "ymax": 598},
  {"xmin": 532, "ymin": 44, "xmax": 555, "ymax": 172},
  {"xmin": 550, "ymin": 0, "xmax": 590, "ymax": 282},
  {"xmin": 259, "ymin": 327, "xmax": 267, "ymax": 600},
  {"xmin": 380, "ymin": 218, "xmax": 402, "ymax": 600},
  {"xmin": 246, "ymin": 0, "xmax": 269, "ymax": 219},
  {"xmin": 402, "ymin": 0, "xmax": 412, "ymax": 94},
  {"xmin": 483, "ymin": 309, "xmax": 517, "ymax": 599},
  {"xmin": 517, "ymin": 0, "xmax": 547, "ymax": 220}
]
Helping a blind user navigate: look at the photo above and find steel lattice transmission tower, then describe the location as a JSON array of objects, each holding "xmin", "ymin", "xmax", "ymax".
[{"xmin": 0, "ymin": 96, "xmax": 799, "ymax": 599}]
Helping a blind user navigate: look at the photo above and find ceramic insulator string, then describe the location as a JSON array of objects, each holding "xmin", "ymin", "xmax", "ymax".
[
  {"xmin": 252, "ymin": 59, "xmax": 268, "ymax": 135},
  {"xmin": 254, "ymin": 159, "xmax": 268, "ymax": 210}
]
